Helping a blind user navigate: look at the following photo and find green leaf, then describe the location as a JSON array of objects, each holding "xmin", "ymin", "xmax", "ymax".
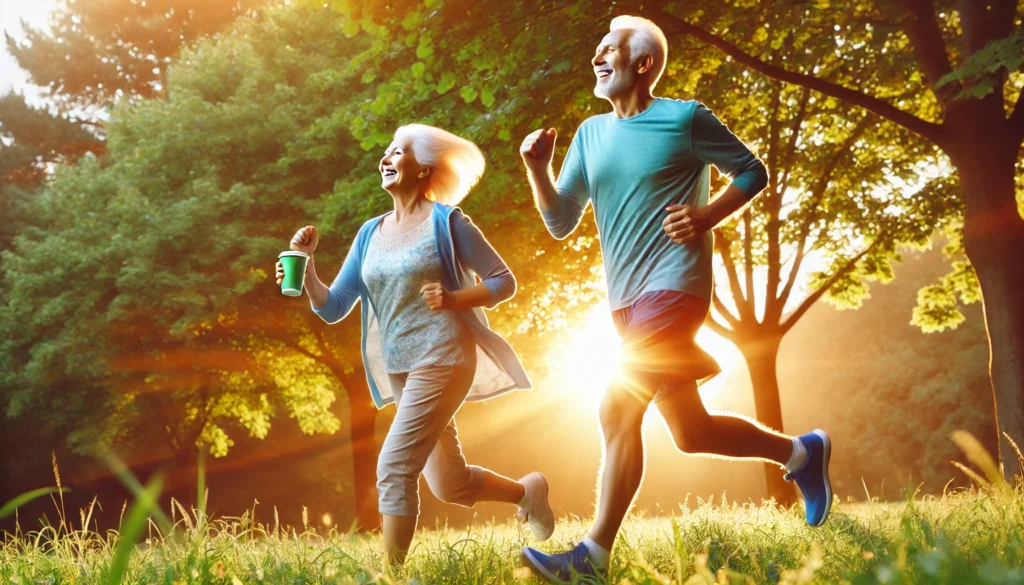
[
  {"xmin": 480, "ymin": 86, "xmax": 495, "ymax": 108},
  {"xmin": 436, "ymin": 72, "xmax": 456, "ymax": 94},
  {"xmin": 416, "ymin": 39, "xmax": 434, "ymax": 60},
  {"xmin": 411, "ymin": 62, "xmax": 426, "ymax": 79},
  {"xmin": 498, "ymin": 129, "xmax": 512, "ymax": 141},
  {"xmin": 360, "ymin": 70, "xmax": 377, "ymax": 84},
  {"xmin": 341, "ymin": 19, "xmax": 360, "ymax": 37},
  {"xmin": 400, "ymin": 11, "xmax": 422, "ymax": 32},
  {"xmin": 460, "ymin": 86, "xmax": 478, "ymax": 103},
  {"xmin": 550, "ymin": 59, "xmax": 573, "ymax": 74}
]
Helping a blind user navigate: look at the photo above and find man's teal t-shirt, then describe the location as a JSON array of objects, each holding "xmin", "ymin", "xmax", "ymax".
[{"xmin": 544, "ymin": 98, "xmax": 768, "ymax": 310}]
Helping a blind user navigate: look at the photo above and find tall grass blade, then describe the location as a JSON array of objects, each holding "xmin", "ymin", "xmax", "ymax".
[
  {"xmin": 0, "ymin": 487, "xmax": 70, "ymax": 519},
  {"xmin": 107, "ymin": 475, "xmax": 163, "ymax": 585},
  {"xmin": 197, "ymin": 447, "xmax": 207, "ymax": 524},
  {"xmin": 102, "ymin": 451, "xmax": 173, "ymax": 532},
  {"xmin": 951, "ymin": 430, "xmax": 1008, "ymax": 491}
]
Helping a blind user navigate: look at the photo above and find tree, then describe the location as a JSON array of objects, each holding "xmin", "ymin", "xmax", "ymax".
[
  {"xmin": 5, "ymin": 0, "xmax": 271, "ymax": 109},
  {"xmin": 636, "ymin": 0, "xmax": 1024, "ymax": 479},
  {"xmin": 0, "ymin": 0, "xmax": 270, "ymax": 250},
  {"xmin": 0, "ymin": 93, "xmax": 103, "ymax": 253},
  {"xmin": 0, "ymin": 6, "xmax": 366, "ymax": 523}
]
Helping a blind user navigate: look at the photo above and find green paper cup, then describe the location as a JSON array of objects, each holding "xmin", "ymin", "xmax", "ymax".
[{"xmin": 278, "ymin": 251, "xmax": 309, "ymax": 297}]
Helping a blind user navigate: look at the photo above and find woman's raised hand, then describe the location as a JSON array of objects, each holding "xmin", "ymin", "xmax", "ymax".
[{"xmin": 290, "ymin": 225, "xmax": 319, "ymax": 255}]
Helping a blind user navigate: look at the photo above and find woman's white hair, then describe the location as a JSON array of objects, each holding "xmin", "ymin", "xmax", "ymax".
[
  {"xmin": 609, "ymin": 15, "xmax": 668, "ymax": 90},
  {"xmin": 393, "ymin": 124, "xmax": 485, "ymax": 206}
]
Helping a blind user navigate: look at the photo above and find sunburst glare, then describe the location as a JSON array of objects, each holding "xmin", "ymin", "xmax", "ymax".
[{"xmin": 554, "ymin": 301, "xmax": 743, "ymax": 408}]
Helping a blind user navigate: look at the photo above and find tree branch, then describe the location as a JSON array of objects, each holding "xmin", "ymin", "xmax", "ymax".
[
  {"xmin": 778, "ymin": 88, "xmax": 813, "ymax": 198},
  {"xmin": 705, "ymin": 314, "xmax": 734, "ymax": 339},
  {"xmin": 652, "ymin": 8, "xmax": 948, "ymax": 144},
  {"xmin": 958, "ymin": 0, "xmax": 1015, "ymax": 55},
  {"xmin": 775, "ymin": 235, "xmax": 809, "ymax": 315},
  {"xmin": 742, "ymin": 209, "xmax": 757, "ymax": 322},
  {"xmin": 896, "ymin": 0, "xmax": 957, "ymax": 103},
  {"xmin": 712, "ymin": 289, "xmax": 741, "ymax": 330},
  {"xmin": 714, "ymin": 228, "xmax": 754, "ymax": 321},
  {"xmin": 780, "ymin": 237, "xmax": 883, "ymax": 334},
  {"xmin": 788, "ymin": 116, "xmax": 875, "ymax": 266},
  {"xmin": 765, "ymin": 83, "xmax": 792, "ymax": 316}
]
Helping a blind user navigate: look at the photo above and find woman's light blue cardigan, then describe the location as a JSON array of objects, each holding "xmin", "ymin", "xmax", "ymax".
[{"xmin": 310, "ymin": 202, "xmax": 532, "ymax": 408}]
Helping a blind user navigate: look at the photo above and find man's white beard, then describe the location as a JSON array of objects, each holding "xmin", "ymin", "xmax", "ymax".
[{"xmin": 594, "ymin": 67, "xmax": 638, "ymax": 99}]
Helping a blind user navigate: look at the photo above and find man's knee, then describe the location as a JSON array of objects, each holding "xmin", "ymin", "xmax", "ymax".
[{"xmin": 599, "ymin": 379, "xmax": 648, "ymax": 439}]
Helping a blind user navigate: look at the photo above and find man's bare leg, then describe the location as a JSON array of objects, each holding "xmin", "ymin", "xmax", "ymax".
[
  {"xmin": 588, "ymin": 377, "xmax": 651, "ymax": 552},
  {"xmin": 655, "ymin": 380, "xmax": 793, "ymax": 463}
]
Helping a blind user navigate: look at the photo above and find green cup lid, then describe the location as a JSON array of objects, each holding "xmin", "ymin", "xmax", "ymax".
[{"xmin": 279, "ymin": 250, "xmax": 310, "ymax": 259}]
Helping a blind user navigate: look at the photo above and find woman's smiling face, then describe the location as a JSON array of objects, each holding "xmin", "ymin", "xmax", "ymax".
[{"xmin": 379, "ymin": 136, "xmax": 426, "ymax": 193}]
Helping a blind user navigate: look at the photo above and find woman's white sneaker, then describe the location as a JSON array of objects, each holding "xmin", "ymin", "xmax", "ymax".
[{"xmin": 516, "ymin": 472, "xmax": 554, "ymax": 541}]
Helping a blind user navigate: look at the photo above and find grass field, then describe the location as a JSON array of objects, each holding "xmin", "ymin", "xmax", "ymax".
[
  {"xmin": 3, "ymin": 487, "xmax": 1024, "ymax": 585},
  {"xmin": 3, "ymin": 433, "xmax": 1023, "ymax": 584}
]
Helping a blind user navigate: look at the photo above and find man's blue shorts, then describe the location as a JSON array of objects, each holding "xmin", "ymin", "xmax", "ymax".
[{"xmin": 611, "ymin": 290, "xmax": 722, "ymax": 403}]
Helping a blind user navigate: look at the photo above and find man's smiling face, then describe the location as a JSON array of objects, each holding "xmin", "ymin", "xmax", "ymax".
[{"xmin": 592, "ymin": 28, "xmax": 637, "ymax": 99}]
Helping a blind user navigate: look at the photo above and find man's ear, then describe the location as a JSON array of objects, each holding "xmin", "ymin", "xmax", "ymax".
[{"xmin": 637, "ymin": 54, "xmax": 655, "ymax": 75}]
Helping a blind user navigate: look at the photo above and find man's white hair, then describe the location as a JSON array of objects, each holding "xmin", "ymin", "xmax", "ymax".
[
  {"xmin": 393, "ymin": 124, "xmax": 485, "ymax": 206},
  {"xmin": 609, "ymin": 15, "xmax": 668, "ymax": 90}
]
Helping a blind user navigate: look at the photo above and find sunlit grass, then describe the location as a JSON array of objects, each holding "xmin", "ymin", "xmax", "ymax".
[
  {"xmin": 3, "ymin": 489, "xmax": 1024, "ymax": 584},
  {"xmin": 3, "ymin": 433, "xmax": 1024, "ymax": 584}
]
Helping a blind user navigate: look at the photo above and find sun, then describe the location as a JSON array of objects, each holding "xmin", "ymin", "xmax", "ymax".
[
  {"xmin": 556, "ymin": 301, "xmax": 743, "ymax": 407},
  {"xmin": 558, "ymin": 303, "xmax": 623, "ymax": 406}
]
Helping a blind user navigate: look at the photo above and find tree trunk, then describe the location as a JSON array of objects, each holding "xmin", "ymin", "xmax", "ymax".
[
  {"xmin": 950, "ymin": 130, "xmax": 1024, "ymax": 481},
  {"xmin": 345, "ymin": 371, "xmax": 382, "ymax": 531},
  {"xmin": 739, "ymin": 337, "xmax": 798, "ymax": 506}
]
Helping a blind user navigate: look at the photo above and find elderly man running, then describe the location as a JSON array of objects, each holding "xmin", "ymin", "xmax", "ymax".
[{"xmin": 518, "ymin": 15, "xmax": 832, "ymax": 583}]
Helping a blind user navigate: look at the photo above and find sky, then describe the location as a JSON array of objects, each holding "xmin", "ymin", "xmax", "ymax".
[{"xmin": 1, "ymin": 0, "xmax": 58, "ymax": 105}]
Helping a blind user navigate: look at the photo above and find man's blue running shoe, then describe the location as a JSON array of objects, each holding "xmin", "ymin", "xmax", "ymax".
[
  {"xmin": 521, "ymin": 543, "xmax": 607, "ymax": 584},
  {"xmin": 785, "ymin": 429, "xmax": 833, "ymax": 527}
]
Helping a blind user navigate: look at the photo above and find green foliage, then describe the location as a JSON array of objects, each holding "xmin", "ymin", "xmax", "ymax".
[
  {"xmin": 0, "ymin": 8, "xmax": 370, "ymax": 460},
  {"xmin": 0, "ymin": 92, "xmax": 103, "ymax": 252},
  {"xmin": 914, "ymin": 228, "xmax": 982, "ymax": 333},
  {"xmin": 678, "ymin": 19, "xmax": 948, "ymax": 356},
  {"xmin": 936, "ymin": 34, "xmax": 1024, "ymax": 100},
  {"xmin": 4, "ymin": 0, "xmax": 273, "ymax": 107},
  {"xmin": 0, "ymin": 92, "xmax": 101, "ymax": 183}
]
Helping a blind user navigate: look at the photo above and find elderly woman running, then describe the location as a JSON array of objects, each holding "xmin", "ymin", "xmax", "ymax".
[{"xmin": 276, "ymin": 124, "xmax": 552, "ymax": 568}]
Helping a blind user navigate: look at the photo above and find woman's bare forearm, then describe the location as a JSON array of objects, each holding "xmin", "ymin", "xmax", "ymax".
[{"xmin": 303, "ymin": 257, "xmax": 331, "ymax": 309}]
